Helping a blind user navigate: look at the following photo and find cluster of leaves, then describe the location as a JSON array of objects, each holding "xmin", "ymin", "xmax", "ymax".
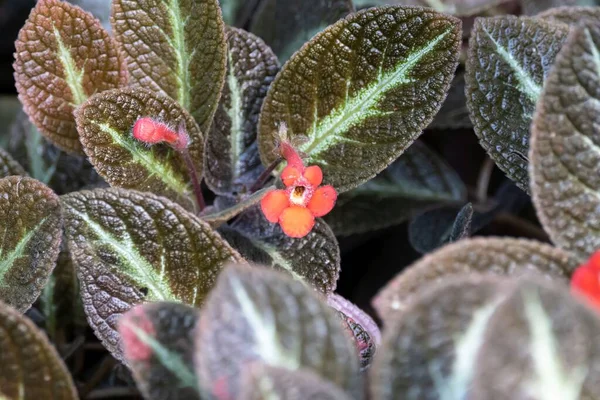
[{"xmin": 1, "ymin": 0, "xmax": 600, "ymax": 398}]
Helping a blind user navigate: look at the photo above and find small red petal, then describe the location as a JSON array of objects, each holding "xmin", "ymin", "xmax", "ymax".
[
  {"xmin": 571, "ymin": 266, "xmax": 600, "ymax": 309},
  {"xmin": 307, "ymin": 185, "xmax": 337, "ymax": 217},
  {"xmin": 281, "ymin": 166, "xmax": 302, "ymax": 187},
  {"xmin": 260, "ymin": 190, "xmax": 289, "ymax": 223},
  {"xmin": 132, "ymin": 118, "xmax": 178, "ymax": 145},
  {"xmin": 303, "ymin": 165, "xmax": 323, "ymax": 187},
  {"xmin": 279, "ymin": 206, "xmax": 315, "ymax": 238},
  {"xmin": 588, "ymin": 250, "xmax": 600, "ymax": 271},
  {"xmin": 118, "ymin": 306, "xmax": 156, "ymax": 362}
]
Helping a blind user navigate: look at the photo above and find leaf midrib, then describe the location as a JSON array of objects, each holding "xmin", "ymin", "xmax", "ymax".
[
  {"xmin": 225, "ymin": 51, "xmax": 244, "ymax": 182},
  {"xmin": 166, "ymin": 0, "xmax": 191, "ymax": 110},
  {"xmin": 53, "ymin": 26, "xmax": 87, "ymax": 107},
  {"xmin": 0, "ymin": 219, "xmax": 46, "ymax": 284}
]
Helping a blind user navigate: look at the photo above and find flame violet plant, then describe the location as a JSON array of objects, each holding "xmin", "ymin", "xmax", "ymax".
[{"xmin": 2, "ymin": 0, "xmax": 600, "ymax": 398}]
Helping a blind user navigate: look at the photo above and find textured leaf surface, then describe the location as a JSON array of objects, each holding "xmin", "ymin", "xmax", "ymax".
[
  {"xmin": 258, "ymin": 7, "xmax": 461, "ymax": 192},
  {"xmin": 537, "ymin": 6, "xmax": 600, "ymax": 25},
  {"xmin": 62, "ymin": 188, "xmax": 242, "ymax": 361},
  {"xmin": 69, "ymin": 0, "xmax": 111, "ymax": 30},
  {"xmin": 205, "ymin": 28, "xmax": 279, "ymax": 195},
  {"xmin": 111, "ymin": 0, "xmax": 227, "ymax": 133},
  {"xmin": 354, "ymin": 0, "xmax": 511, "ymax": 16},
  {"xmin": 373, "ymin": 237, "xmax": 577, "ymax": 321},
  {"xmin": 0, "ymin": 146, "xmax": 26, "ymax": 178},
  {"xmin": 0, "ymin": 177, "xmax": 62, "ymax": 312},
  {"xmin": 120, "ymin": 302, "xmax": 200, "ymax": 400},
  {"xmin": 530, "ymin": 24, "xmax": 600, "ymax": 261},
  {"xmin": 522, "ymin": 0, "xmax": 576, "ymax": 15},
  {"xmin": 325, "ymin": 141, "xmax": 466, "ymax": 236},
  {"xmin": 75, "ymin": 88, "xmax": 204, "ymax": 209},
  {"xmin": 465, "ymin": 16, "xmax": 569, "ymax": 192},
  {"xmin": 250, "ymin": 0, "xmax": 353, "ymax": 62},
  {"xmin": 220, "ymin": 206, "xmax": 340, "ymax": 294},
  {"xmin": 14, "ymin": 0, "xmax": 127, "ymax": 154},
  {"xmin": 201, "ymin": 187, "xmax": 275, "ymax": 228},
  {"xmin": 0, "ymin": 301, "xmax": 78, "ymax": 400},
  {"xmin": 408, "ymin": 203, "xmax": 473, "ymax": 254},
  {"xmin": 371, "ymin": 275, "xmax": 510, "ymax": 400},
  {"xmin": 241, "ymin": 365, "xmax": 353, "ymax": 400},
  {"xmin": 196, "ymin": 264, "xmax": 361, "ymax": 399}
]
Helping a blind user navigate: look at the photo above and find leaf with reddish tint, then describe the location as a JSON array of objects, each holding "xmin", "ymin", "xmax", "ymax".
[
  {"xmin": 195, "ymin": 264, "xmax": 361, "ymax": 399},
  {"xmin": 111, "ymin": 0, "xmax": 226, "ymax": 134},
  {"xmin": 373, "ymin": 237, "xmax": 577, "ymax": 321},
  {"xmin": 205, "ymin": 28, "xmax": 279, "ymax": 195},
  {"xmin": 0, "ymin": 177, "xmax": 62, "ymax": 312},
  {"xmin": 0, "ymin": 301, "xmax": 78, "ymax": 399},
  {"xmin": 62, "ymin": 188, "xmax": 242, "ymax": 361},
  {"xmin": 219, "ymin": 206, "xmax": 340, "ymax": 294},
  {"xmin": 120, "ymin": 302, "xmax": 201, "ymax": 400},
  {"xmin": 14, "ymin": 0, "xmax": 127, "ymax": 154},
  {"xmin": 75, "ymin": 88, "xmax": 204, "ymax": 209},
  {"xmin": 354, "ymin": 0, "xmax": 512, "ymax": 16},
  {"xmin": 0, "ymin": 146, "xmax": 26, "ymax": 178}
]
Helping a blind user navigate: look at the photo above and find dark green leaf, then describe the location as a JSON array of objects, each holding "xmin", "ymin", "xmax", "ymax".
[
  {"xmin": 241, "ymin": 365, "xmax": 353, "ymax": 400},
  {"xmin": 430, "ymin": 71, "xmax": 472, "ymax": 130},
  {"xmin": 250, "ymin": 0, "xmax": 353, "ymax": 62},
  {"xmin": 0, "ymin": 176, "xmax": 62, "ymax": 312},
  {"xmin": 119, "ymin": 302, "xmax": 201, "ymax": 400},
  {"xmin": 258, "ymin": 7, "xmax": 462, "ymax": 193},
  {"xmin": 373, "ymin": 237, "xmax": 577, "ymax": 321},
  {"xmin": 325, "ymin": 141, "xmax": 466, "ymax": 236},
  {"xmin": 205, "ymin": 28, "xmax": 279, "ymax": 195},
  {"xmin": 220, "ymin": 206, "xmax": 340, "ymax": 294},
  {"xmin": 75, "ymin": 88, "xmax": 204, "ymax": 209},
  {"xmin": 62, "ymin": 188, "xmax": 242, "ymax": 361},
  {"xmin": 537, "ymin": 6, "xmax": 600, "ymax": 25},
  {"xmin": 201, "ymin": 187, "xmax": 275, "ymax": 228},
  {"xmin": 220, "ymin": 0, "xmax": 261, "ymax": 26},
  {"xmin": 195, "ymin": 264, "xmax": 361, "ymax": 399},
  {"xmin": 14, "ymin": 0, "xmax": 127, "ymax": 154},
  {"xmin": 0, "ymin": 301, "xmax": 78, "ymax": 399},
  {"xmin": 465, "ymin": 16, "xmax": 569, "ymax": 193},
  {"xmin": 111, "ymin": 0, "xmax": 227, "ymax": 134},
  {"xmin": 0, "ymin": 146, "xmax": 26, "ymax": 178}
]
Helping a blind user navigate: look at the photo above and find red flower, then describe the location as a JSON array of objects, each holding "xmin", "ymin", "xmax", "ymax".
[
  {"xmin": 133, "ymin": 117, "xmax": 189, "ymax": 150},
  {"xmin": 571, "ymin": 251, "xmax": 600, "ymax": 310},
  {"xmin": 260, "ymin": 142, "xmax": 337, "ymax": 238}
]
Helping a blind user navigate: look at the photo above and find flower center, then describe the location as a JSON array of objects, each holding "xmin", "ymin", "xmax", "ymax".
[{"xmin": 290, "ymin": 185, "xmax": 307, "ymax": 205}]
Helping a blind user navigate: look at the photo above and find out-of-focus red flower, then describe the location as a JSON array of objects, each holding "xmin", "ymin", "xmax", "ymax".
[
  {"xmin": 260, "ymin": 141, "xmax": 337, "ymax": 238},
  {"xmin": 571, "ymin": 251, "xmax": 600, "ymax": 310},
  {"xmin": 133, "ymin": 117, "xmax": 189, "ymax": 150}
]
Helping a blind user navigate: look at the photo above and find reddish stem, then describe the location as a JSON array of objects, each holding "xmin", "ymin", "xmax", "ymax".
[
  {"xmin": 181, "ymin": 149, "xmax": 205, "ymax": 212},
  {"xmin": 280, "ymin": 141, "xmax": 304, "ymax": 169},
  {"xmin": 250, "ymin": 158, "xmax": 283, "ymax": 193}
]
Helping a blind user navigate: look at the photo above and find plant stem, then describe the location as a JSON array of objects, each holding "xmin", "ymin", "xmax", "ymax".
[
  {"xmin": 250, "ymin": 158, "xmax": 283, "ymax": 193},
  {"xmin": 181, "ymin": 149, "xmax": 205, "ymax": 212}
]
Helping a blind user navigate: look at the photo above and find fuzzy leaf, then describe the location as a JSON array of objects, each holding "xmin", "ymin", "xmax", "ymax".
[
  {"xmin": 205, "ymin": 28, "xmax": 279, "ymax": 195},
  {"xmin": 0, "ymin": 146, "xmax": 26, "ymax": 178},
  {"xmin": 370, "ymin": 275, "xmax": 510, "ymax": 400},
  {"xmin": 220, "ymin": 206, "xmax": 340, "ymax": 294},
  {"xmin": 201, "ymin": 187, "xmax": 275, "ymax": 228},
  {"xmin": 373, "ymin": 237, "xmax": 577, "ymax": 321},
  {"xmin": 75, "ymin": 88, "xmax": 204, "ymax": 209},
  {"xmin": 430, "ymin": 71, "xmax": 472, "ymax": 130},
  {"xmin": 354, "ymin": 0, "xmax": 512, "ymax": 16},
  {"xmin": 465, "ymin": 16, "xmax": 569, "ymax": 193},
  {"xmin": 0, "ymin": 177, "xmax": 62, "ymax": 312},
  {"xmin": 250, "ymin": 0, "xmax": 353, "ymax": 62},
  {"xmin": 14, "ymin": 0, "xmax": 127, "ymax": 154},
  {"xmin": 258, "ymin": 7, "xmax": 462, "ymax": 193},
  {"xmin": 530, "ymin": 25, "xmax": 600, "ymax": 261},
  {"xmin": 537, "ymin": 6, "xmax": 600, "ymax": 25},
  {"xmin": 0, "ymin": 301, "xmax": 78, "ymax": 400},
  {"xmin": 62, "ymin": 188, "xmax": 242, "ymax": 361},
  {"xmin": 325, "ymin": 141, "xmax": 466, "ymax": 236},
  {"xmin": 241, "ymin": 365, "xmax": 353, "ymax": 400},
  {"xmin": 195, "ymin": 264, "xmax": 361, "ymax": 399},
  {"xmin": 120, "ymin": 302, "xmax": 200, "ymax": 400},
  {"xmin": 111, "ymin": 0, "xmax": 227, "ymax": 134}
]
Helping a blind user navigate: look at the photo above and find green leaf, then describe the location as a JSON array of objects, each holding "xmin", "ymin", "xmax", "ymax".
[
  {"xmin": 220, "ymin": 206, "xmax": 340, "ymax": 294},
  {"xmin": 0, "ymin": 177, "xmax": 62, "ymax": 313},
  {"xmin": 241, "ymin": 365, "xmax": 353, "ymax": 400},
  {"xmin": 258, "ymin": 6, "xmax": 462, "ymax": 193},
  {"xmin": 430, "ymin": 71, "xmax": 472, "ymax": 130},
  {"xmin": 201, "ymin": 187, "xmax": 275, "ymax": 228},
  {"xmin": 373, "ymin": 237, "xmax": 577, "ymax": 321},
  {"xmin": 465, "ymin": 16, "xmax": 569, "ymax": 193},
  {"xmin": 62, "ymin": 188, "xmax": 242, "ymax": 361},
  {"xmin": 0, "ymin": 146, "xmax": 26, "ymax": 178},
  {"xmin": 111, "ymin": 0, "xmax": 227, "ymax": 134},
  {"xmin": 537, "ymin": 6, "xmax": 600, "ymax": 25},
  {"xmin": 325, "ymin": 141, "xmax": 466, "ymax": 236},
  {"xmin": 250, "ymin": 0, "xmax": 353, "ymax": 62},
  {"xmin": 75, "ymin": 87, "xmax": 204, "ymax": 209},
  {"xmin": 0, "ymin": 301, "xmax": 78, "ymax": 400},
  {"xmin": 530, "ymin": 24, "xmax": 600, "ymax": 261},
  {"xmin": 195, "ymin": 264, "xmax": 361, "ymax": 399},
  {"xmin": 204, "ymin": 28, "xmax": 279, "ymax": 195},
  {"xmin": 219, "ymin": 0, "xmax": 261, "ymax": 26},
  {"xmin": 14, "ymin": 0, "xmax": 127, "ymax": 154},
  {"xmin": 370, "ymin": 275, "xmax": 510, "ymax": 400},
  {"xmin": 119, "ymin": 302, "xmax": 201, "ymax": 400}
]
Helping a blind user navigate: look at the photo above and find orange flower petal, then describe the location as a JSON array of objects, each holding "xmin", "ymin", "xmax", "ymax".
[
  {"xmin": 307, "ymin": 185, "xmax": 337, "ymax": 217},
  {"xmin": 572, "ymin": 266, "xmax": 600, "ymax": 309},
  {"xmin": 303, "ymin": 165, "xmax": 323, "ymax": 187},
  {"xmin": 279, "ymin": 206, "xmax": 315, "ymax": 238},
  {"xmin": 261, "ymin": 190, "xmax": 289, "ymax": 223},
  {"xmin": 281, "ymin": 166, "xmax": 302, "ymax": 187},
  {"xmin": 588, "ymin": 250, "xmax": 600, "ymax": 271}
]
